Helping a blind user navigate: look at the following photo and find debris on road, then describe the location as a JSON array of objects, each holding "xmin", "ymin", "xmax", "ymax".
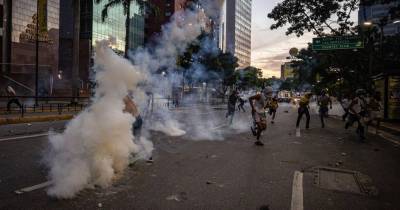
[
  {"xmin": 166, "ymin": 192, "xmax": 188, "ymax": 202},
  {"xmin": 206, "ymin": 180, "xmax": 216, "ymax": 185},
  {"xmin": 341, "ymin": 152, "xmax": 347, "ymax": 156},
  {"xmin": 97, "ymin": 203, "xmax": 102, "ymax": 208}
]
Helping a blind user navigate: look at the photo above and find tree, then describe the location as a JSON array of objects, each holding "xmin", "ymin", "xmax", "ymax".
[
  {"xmin": 95, "ymin": 0, "xmax": 147, "ymax": 58},
  {"xmin": 268, "ymin": 0, "xmax": 399, "ymax": 37},
  {"xmin": 236, "ymin": 66, "xmax": 264, "ymax": 89}
]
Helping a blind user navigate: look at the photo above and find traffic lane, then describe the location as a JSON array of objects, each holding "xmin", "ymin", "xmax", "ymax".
[
  {"xmin": 0, "ymin": 135, "xmax": 49, "ymax": 203},
  {"xmin": 1, "ymin": 108, "xmax": 298, "ymax": 210},
  {"xmin": 295, "ymin": 114, "xmax": 400, "ymax": 209},
  {"xmin": 0, "ymin": 120, "xmax": 67, "ymax": 138}
]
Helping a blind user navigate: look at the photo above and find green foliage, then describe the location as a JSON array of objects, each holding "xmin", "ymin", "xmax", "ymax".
[
  {"xmin": 236, "ymin": 66, "xmax": 264, "ymax": 89},
  {"xmin": 268, "ymin": 0, "xmax": 399, "ymax": 37}
]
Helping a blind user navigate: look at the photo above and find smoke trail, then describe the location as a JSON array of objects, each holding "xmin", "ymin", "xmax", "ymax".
[{"xmin": 46, "ymin": 40, "xmax": 147, "ymax": 198}]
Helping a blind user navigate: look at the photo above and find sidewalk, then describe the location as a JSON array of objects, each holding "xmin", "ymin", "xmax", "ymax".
[{"xmin": 0, "ymin": 111, "xmax": 77, "ymax": 125}]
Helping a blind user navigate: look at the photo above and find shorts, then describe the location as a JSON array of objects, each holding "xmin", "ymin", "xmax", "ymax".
[
  {"xmin": 269, "ymin": 108, "xmax": 276, "ymax": 115},
  {"xmin": 253, "ymin": 112, "xmax": 267, "ymax": 123},
  {"xmin": 319, "ymin": 107, "xmax": 329, "ymax": 114}
]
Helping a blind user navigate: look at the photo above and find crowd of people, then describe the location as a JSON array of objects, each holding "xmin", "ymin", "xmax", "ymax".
[{"xmin": 226, "ymin": 86, "xmax": 383, "ymax": 146}]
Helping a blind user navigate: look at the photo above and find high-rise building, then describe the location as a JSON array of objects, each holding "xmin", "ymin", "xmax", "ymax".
[
  {"xmin": 219, "ymin": 0, "xmax": 252, "ymax": 68},
  {"xmin": 144, "ymin": 0, "xmax": 214, "ymax": 43},
  {"xmin": 0, "ymin": 0, "xmax": 60, "ymax": 96},
  {"xmin": 359, "ymin": 1, "xmax": 400, "ymax": 35},
  {"xmin": 59, "ymin": 0, "xmax": 145, "ymax": 96}
]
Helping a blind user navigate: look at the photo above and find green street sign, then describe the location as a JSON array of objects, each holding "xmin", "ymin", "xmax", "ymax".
[{"xmin": 312, "ymin": 36, "xmax": 364, "ymax": 50}]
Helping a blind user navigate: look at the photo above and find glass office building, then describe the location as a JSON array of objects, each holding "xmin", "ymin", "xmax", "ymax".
[
  {"xmin": 219, "ymin": 0, "xmax": 252, "ymax": 68},
  {"xmin": 1, "ymin": 0, "xmax": 60, "ymax": 95},
  {"xmin": 91, "ymin": 1, "xmax": 144, "ymax": 52}
]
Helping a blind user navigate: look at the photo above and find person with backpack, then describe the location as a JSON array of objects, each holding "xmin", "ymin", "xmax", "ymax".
[
  {"xmin": 345, "ymin": 89, "xmax": 368, "ymax": 142},
  {"xmin": 317, "ymin": 89, "xmax": 332, "ymax": 128}
]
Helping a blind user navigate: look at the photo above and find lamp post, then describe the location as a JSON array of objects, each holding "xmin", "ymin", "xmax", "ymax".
[{"xmin": 35, "ymin": 1, "xmax": 39, "ymax": 106}]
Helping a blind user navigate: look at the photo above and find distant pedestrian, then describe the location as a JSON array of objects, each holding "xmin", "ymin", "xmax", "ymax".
[
  {"xmin": 366, "ymin": 91, "xmax": 382, "ymax": 134},
  {"xmin": 317, "ymin": 90, "xmax": 332, "ymax": 128},
  {"xmin": 268, "ymin": 96, "xmax": 279, "ymax": 124},
  {"xmin": 226, "ymin": 90, "xmax": 239, "ymax": 125},
  {"xmin": 345, "ymin": 89, "xmax": 368, "ymax": 142},
  {"xmin": 6, "ymin": 86, "xmax": 22, "ymax": 113},
  {"xmin": 296, "ymin": 93, "xmax": 312, "ymax": 129},
  {"xmin": 237, "ymin": 96, "xmax": 246, "ymax": 112}
]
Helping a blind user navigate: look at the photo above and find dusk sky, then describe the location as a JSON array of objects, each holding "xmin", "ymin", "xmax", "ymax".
[
  {"xmin": 251, "ymin": 0, "xmax": 314, "ymax": 78},
  {"xmin": 251, "ymin": 0, "xmax": 358, "ymax": 78}
]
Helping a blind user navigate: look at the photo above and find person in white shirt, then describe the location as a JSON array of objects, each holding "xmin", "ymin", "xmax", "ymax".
[{"xmin": 345, "ymin": 89, "xmax": 367, "ymax": 142}]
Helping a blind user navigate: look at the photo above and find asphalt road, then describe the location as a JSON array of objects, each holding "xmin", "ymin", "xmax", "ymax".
[{"xmin": 0, "ymin": 104, "xmax": 399, "ymax": 210}]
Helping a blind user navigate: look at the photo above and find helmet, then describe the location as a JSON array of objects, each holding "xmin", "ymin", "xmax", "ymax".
[
  {"xmin": 356, "ymin": 89, "xmax": 367, "ymax": 96},
  {"xmin": 262, "ymin": 86, "xmax": 273, "ymax": 97}
]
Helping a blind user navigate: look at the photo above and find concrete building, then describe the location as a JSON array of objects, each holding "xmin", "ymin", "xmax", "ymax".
[
  {"xmin": 219, "ymin": 0, "xmax": 252, "ymax": 68},
  {"xmin": 280, "ymin": 62, "xmax": 295, "ymax": 80},
  {"xmin": 359, "ymin": 1, "xmax": 400, "ymax": 35}
]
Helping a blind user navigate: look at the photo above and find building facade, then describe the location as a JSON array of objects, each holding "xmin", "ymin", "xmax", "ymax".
[
  {"xmin": 1, "ymin": 0, "xmax": 60, "ymax": 96},
  {"xmin": 219, "ymin": 0, "xmax": 252, "ymax": 68},
  {"xmin": 59, "ymin": 0, "xmax": 145, "ymax": 96},
  {"xmin": 280, "ymin": 62, "xmax": 295, "ymax": 80},
  {"xmin": 359, "ymin": 1, "xmax": 400, "ymax": 35}
]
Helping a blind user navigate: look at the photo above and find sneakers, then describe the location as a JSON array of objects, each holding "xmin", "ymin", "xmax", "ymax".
[{"xmin": 254, "ymin": 141, "xmax": 264, "ymax": 146}]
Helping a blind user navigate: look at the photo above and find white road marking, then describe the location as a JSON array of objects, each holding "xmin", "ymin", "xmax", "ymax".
[
  {"xmin": 0, "ymin": 133, "xmax": 48, "ymax": 142},
  {"xmin": 296, "ymin": 128, "xmax": 301, "ymax": 137},
  {"xmin": 14, "ymin": 181, "xmax": 53, "ymax": 194},
  {"xmin": 211, "ymin": 123, "xmax": 228, "ymax": 130},
  {"xmin": 291, "ymin": 171, "xmax": 304, "ymax": 210}
]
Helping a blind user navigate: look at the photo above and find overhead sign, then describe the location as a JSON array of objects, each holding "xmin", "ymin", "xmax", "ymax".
[{"xmin": 312, "ymin": 36, "xmax": 364, "ymax": 50}]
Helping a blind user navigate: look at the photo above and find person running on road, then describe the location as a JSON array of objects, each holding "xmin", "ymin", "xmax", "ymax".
[
  {"xmin": 249, "ymin": 86, "xmax": 273, "ymax": 146},
  {"xmin": 296, "ymin": 93, "xmax": 312, "ymax": 129},
  {"xmin": 366, "ymin": 91, "xmax": 382, "ymax": 134},
  {"xmin": 340, "ymin": 93, "xmax": 352, "ymax": 121},
  {"xmin": 317, "ymin": 90, "xmax": 332, "ymax": 128},
  {"xmin": 226, "ymin": 90, "xmax": 239, "ymax": 125},
  {"xmin": 345, "ymin": 89, "xmax": 368, "ymax": 142},
  {"xmin": 6, "ymin": 86, "xmax": 23, "ymax": 113},
  {"xmin": 237, "ymin": 96, "xmax": 246, "ymax": 112},
  {"xmin": 268, "ymin": 96, "xmax": 279, "ymax": 124}
]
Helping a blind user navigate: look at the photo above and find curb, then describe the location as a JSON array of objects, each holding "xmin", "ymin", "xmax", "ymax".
[{"xmin": 0, "ymin": 114, "xmax": 74, "ymax": 125}]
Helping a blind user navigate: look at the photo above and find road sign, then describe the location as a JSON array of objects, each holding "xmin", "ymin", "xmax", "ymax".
[{"xmin": 312, "ymin": 36, "xmax": 364, "ymax": 50}]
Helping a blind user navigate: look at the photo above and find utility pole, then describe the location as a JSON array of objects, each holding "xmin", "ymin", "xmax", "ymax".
[{"xmin": 72, "ymin": 0, "xmax": 80, "ymax": 103}]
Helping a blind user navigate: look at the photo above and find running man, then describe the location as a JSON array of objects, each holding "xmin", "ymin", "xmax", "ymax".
[
  {"xmin": 268, "ymin": 96, "xmax": 279, "ymax": 124},
  {"xmin": 226, "ymin": 90, "xmax": 239, "ymax": 125},
  {"xmin": 296, "ymin": 93, "xmax": 312, "ymax": 129},
  {"xmin": 6, "ymin": 86, "xmax": 23, "ymax": 113},
  {"xmin": 345, "ymin": 89, "xmax": 368, "ymax": 142},
  {"xmin": 317, "ymin": 90, "xmax": 332, "ymax": 128},
  {"xmin": 249, "ymin": 87, "xmax": 273, "ymax": 146},
  {"xmin": 237, "ymin": 96, "xmax": 246, "ymax": 112}
]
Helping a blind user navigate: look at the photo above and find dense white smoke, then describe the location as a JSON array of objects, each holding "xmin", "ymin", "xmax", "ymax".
[
  {"xmin": 45, "ymin": 6, "xmax": 220, "ymax": 198},
  {"xmin": 46, "ymin": 40, "xmax": 148, "ymax": 198}
]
